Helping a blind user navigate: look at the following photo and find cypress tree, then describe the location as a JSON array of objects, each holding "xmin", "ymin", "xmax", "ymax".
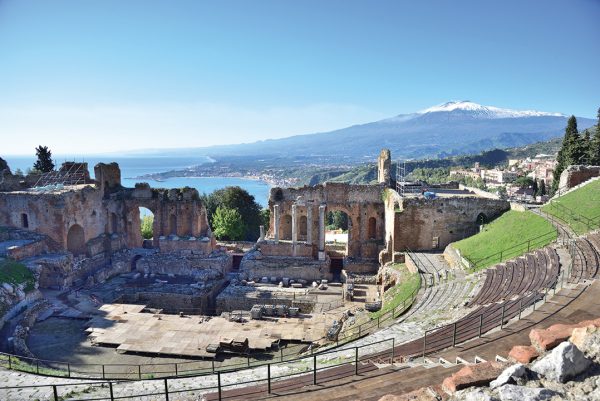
[
  {"xmin": 581, "ymin": 130, "xmax": 592, "ymax": 165},
  {"xmin": 33, "ymin": 145, "xmax": 55, "ymax": 173},
  {"xmin": 590, "ymin": 107, "xmax": 600, "ymax": 165},
  {"xmin": 552, "ymin": 116, "xmax": 579, "ymax": 193}
]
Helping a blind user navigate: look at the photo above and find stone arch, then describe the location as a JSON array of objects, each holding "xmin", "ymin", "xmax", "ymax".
[
  {"xmin": 476, "ymin": 212, "xmax": 487, "ymax": 225},
  {"xmin": 66, "ymin": 224, "xmax": 86, "ymax": 256},
  {"xmin": 281, "ymin": 214, "xmax": 292, "ymax": 240},
  {"xmin": 368, "ymin": 216, "xmax": 377, "ymax": 239}
]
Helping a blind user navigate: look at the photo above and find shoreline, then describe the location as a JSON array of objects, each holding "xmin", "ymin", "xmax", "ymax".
[{"xmin": 128, "ymin": 174, "xmax": 277, "ymax": 187}]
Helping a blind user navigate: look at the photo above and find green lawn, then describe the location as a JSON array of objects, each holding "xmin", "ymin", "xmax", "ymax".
[
  {"xmin": 0, "ymin": 259, "xmax": 36, "ymax": 292},
  {"xmin": 541, "ymin": 179, "xmax": 600, "ymax": 235},
  {"xmin": 453, "ymin": 210, "xmax": 557, "ymax": 271},
  {"xmin": 371, "ymin": 263, "xmax": 421, "ymax": 318}
]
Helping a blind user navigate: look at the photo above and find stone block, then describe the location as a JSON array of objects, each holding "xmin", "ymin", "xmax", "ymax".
[
  {"xmin": 570, "ymin": 325, "xmax": 600, "ymax": 362},
  {"xmin": 529, "ymin": 318, "xmax": 600, "ymax": 352},
  {"xmin": 531, "ymin": 341, "xmax": 591, "ymax": 383},
  {"xmin": 508, "ymin": 345, "xmax": 539, "ymax": 364},
  {"xmin": 442, "ymin": 361, "xmax": 507, "ymax": 393},
  {"xmin": 490, "ymin": 363, "xmax": 528, "ymax": 389}
]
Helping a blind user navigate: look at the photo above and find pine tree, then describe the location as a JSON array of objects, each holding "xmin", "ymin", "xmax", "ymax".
[
  {"xmin": 581, "ymin": 130, "xmax": 592, "ymax": 165},
  {"xmin": 590, "ymin": 107, "xmax": 600, "ymax": 165},
  {"xmin": 33, "ymin": 146, "xmax": 55, "ymax": 173}
]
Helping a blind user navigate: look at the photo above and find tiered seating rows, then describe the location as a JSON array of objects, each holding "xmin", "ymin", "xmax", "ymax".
[
  {"xmin": 569, "ymin": 236, "xmax": 600, "ymax": 283},
  {"xmin": 469, "ymin": 247, "xmax": 559, "ymax": 306}
]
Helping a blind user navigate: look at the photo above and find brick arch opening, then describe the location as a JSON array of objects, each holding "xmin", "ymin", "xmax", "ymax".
[{"xmin": 67, "ymin": 224, "xmax": 86, "ymax": 256}]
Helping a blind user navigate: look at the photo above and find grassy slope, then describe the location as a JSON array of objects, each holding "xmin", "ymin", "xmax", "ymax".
[
  {"xmin": 0, "ymin": 259, "xmax": 35, "ymax": 292},
  {"xmin": 453, "ymin": 210, "xmax": 557, "ymax": 270},
  {"xmin": 541, "ymin": 179, "xmax": 600, "ymax": 235},
  {"xmin": 371, "ymin": 263, "xmax": 421, "ymax": 318}
]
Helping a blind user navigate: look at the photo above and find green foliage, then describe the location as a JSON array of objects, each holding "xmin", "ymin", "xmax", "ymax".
[
  {"xmin": 407, "ymin": 167, "xmax": 450, "ymax": 183},
  {"xmin": 326, "ymin": 211, "xmax": 348, "ymax": 230},
  {"xmin": 552, "ymin": 116, "xmax": 591, "ymax": 194},
  {"xmin": 13, "ymin": 168, "xmax": 24, "ymax": 177},
  {"xmin": 514, "ymin": 176, "xmax": 535, "ymax": 189},
  {"xmin": 449, "ymin": 174, "xmax": 487, "ymax": 190},
  {"xmin": 260, "ymin": 208, "xmax": 270, "ymax": 232},
  {"xmin": 201, "ymin": 186, "xmax": 263, "ymax": 241},
  {"xmin": 453, "ymin": 210, "xmax": 557, "ymax": 270},
  {"xmin": 33, "ymin": 145, "xmax": 55, "ymax": 173},
  {"xmin": 140, "ymin": 215, "xmax": 154, "ymax": 239},
  {"xmin": 212, "ymin": 206, "xmax": 245, "ymax": 241},
  {"xmin": 0, "ymin": 260, "xmax": 36, "ymax": 292},
  {"xmin": 541, "ymin": 179, "xmax": 600, "ymax": 235},
  {"xmin": 371, "ymin": 263, "xmax": 421, "ymax": 318}
]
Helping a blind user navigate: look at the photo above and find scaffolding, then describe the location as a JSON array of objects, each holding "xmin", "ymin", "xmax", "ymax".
[
  {"xmin": 395, "ymin": 161, "xmax": 423, "ymax": 197},
  {"xmin": 32, "ymin": 161, "xmax": 88, "ymax": 190}
]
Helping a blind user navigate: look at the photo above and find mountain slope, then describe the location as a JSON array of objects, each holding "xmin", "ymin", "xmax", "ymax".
[{"xmin": 178, "ymin": 101, "xmax": 597, "ymax": 162}]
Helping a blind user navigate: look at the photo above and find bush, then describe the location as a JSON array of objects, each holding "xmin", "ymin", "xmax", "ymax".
[{"xmin": 141, "ymin": 215, "xmax": 154, "ymax": 239}]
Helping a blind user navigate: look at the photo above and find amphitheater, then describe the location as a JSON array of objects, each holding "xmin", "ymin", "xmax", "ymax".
[{"xmin": 0, "ymin": 153, "xmax": 599, "ymax": 401}]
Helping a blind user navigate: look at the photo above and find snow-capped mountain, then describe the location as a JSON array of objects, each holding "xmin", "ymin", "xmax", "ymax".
[{"xmin": 181, "ymin": 101, "xmax": 596, "ymax": 162}]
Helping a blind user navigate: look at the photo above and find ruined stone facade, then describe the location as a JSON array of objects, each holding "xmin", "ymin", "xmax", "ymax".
[
  {"xmin": 558, "ymin": 165, "xmax": 600, "ymax": 192},
  {"xmin": 378, "ymin": 148, "xmax": 391, "ymax": 186}
]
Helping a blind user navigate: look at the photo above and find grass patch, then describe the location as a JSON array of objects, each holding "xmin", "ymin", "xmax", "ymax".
[
  {"xmin": 453, "ymin": 210, "xmax": 557, "ymax": 271},
  {"xmin": 371, "ymin": 263, "xmax": 420, "ymax": 319},
  {"xmin": 0, "ymin": 259, "xmax": 35, "ymax": 292},
  {"xmin": 541, "ymin": 179, "xmax": 600, "ymax": 235}
]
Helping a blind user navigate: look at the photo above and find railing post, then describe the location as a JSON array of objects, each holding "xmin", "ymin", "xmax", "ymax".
[
  {"xmin": 138, "ymin": 365, "xmax": 141, "ymax": 380},
  {"xmin": 422, "ymin": 331, "xmax": 427, "ymax": 361},
  {"xmin": 174, "ymin": 363, "xmax": 178, "ymax": 377},
  {"xmin": 355, "ymin": 347, "xmax": 359, "ymax": 375},
  {"xmin": 527, "ymin": 239, "xmax": 531, "ymax": 252},
  {"xmin": 391, "ymin": 337, "xmax": 395, "ymax": 363},
  {"xmin": 52, "ymin": 385, "xmax": 58, "ymax": 401},
  {"xmin": 519, "ymin": 299, "xmax": 523, "ymax": 320},
  {"xmin": 102, "ymin": 364, "xmax": 105, "ymax": 379},
  {"xmin": 247, "ymin": 355, "xmax": 250, "ymax": 367},
  {"xmin": 212, "ymin": 359, "xmax": 215, "ymax": 373},
  {"xmin": 377, "ymin": 316, "xmax": 380, "ymax": 328},
  {"xmin": 500, "ymin": 303, "xmax": 506, "ymax": 329},
  {"xmin": 478, "ymin": 314, "xmax": 483, "ymax": 338},
  {"xmin": 499, "ymin": 250, "xmax": 503, "ymax": 263},
  {"xmin": 313, "ymin": 355, "xmax": 317, "ymax": 385},
  {"xmin": 8, "ymin": 355, "xmax": 11, "ymax": 370},
  {"xmin": 267, "ymin": 363, "xmax": 271, "ymax": 394},
  {"xmin": 164, "ymin": 378, "xmax": 169, "ymax": 401},
  {"xmin": 217, "ymin": 371, "xmax": 222, "ymax": 401},
  {"xmin": 452, "ymin": 322, "xmax": 457, "ymax": 347},
  {"xmin": 67, "ymin": 363, "xmax": 71, "ymax": 378},
  {"xmin": 36, "ymin": 359, "xmax": 39, "ymax": 374},
  {"xmin": 109, "ymin": 382, "xmax": 114, "ymax": 401}
]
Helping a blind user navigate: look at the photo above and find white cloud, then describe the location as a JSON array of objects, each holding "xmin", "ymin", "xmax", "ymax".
[{"xmin": 0, "ymin": 102, "xmax": 386, "ymax": 155}]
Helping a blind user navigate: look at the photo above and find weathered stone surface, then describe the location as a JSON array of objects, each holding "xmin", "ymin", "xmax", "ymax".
[
  {"xmin": 454, "ymin": 387, "xmax": 497, "ymax": 401},
  {"xmin": 442, "ymin": 362, "xmax": 507, "ymax": 393},
  {"xmin": 378, "ymin": 386, "xmax": 441, "ymax": 400},
  {"xmin": 508, "ymin": 345, "xmax": 540, "ymax": 364},
  {"xmin": 495, "ymin": 384, "xmax": 557, "ymax": 401},
  {"xmin": 529, "ymin": 319, "xmax": 600, "ymax": 352},
  {"xmin": 490, "ymin": 364, "xmax": 528, "ymax": 389},
  {"xmin": 531, "ymin": 341, "xmax": 592, "ymax": 383},
  {"xmin": 570, "ymin": 325, "xmax": 600, "ymax": 362}
]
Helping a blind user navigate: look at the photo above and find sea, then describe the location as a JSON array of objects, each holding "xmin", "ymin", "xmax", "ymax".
[{"xmin": 3, "ymin": 155, "xmax": 271, "ymax": 207}]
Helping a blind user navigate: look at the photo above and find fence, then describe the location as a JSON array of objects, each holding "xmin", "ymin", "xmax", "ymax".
[
  {"xmin": 466, "ymin": 228, "xmax": 559, "ymax": 271},
  {"xmin": 544, "ymin": 200, "xmax": 600, "ymax": 234},
  {"xmin": 0, "ymin": 264, "xmax": 571, "ymax": 401}
]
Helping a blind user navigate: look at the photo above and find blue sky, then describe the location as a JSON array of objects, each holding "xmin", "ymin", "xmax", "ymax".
[{"xmin": 0, "ymin": 0, "xmax": 599, "ymax": 155}]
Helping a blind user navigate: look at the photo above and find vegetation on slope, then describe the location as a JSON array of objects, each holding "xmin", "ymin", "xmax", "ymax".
[
  {"xmin": 371, "ymin": 263, "xmax": 421, "ymax": 318},
  {"xmin": 0, "ymin": 259, "xmax": 35, "ymax": 292},
  {"xmin": 541, "ymin": 179, "xmax": 600, "ymax": 235},
  {"xmin": 453, "ymin": 210, "xmax": 557, "ymax": 271}
]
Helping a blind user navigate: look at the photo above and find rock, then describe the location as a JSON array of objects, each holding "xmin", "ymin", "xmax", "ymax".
[
  {"xmin": 531, "ymin": 341, "xmax": 591, "ymax": 383},
  {"xmin": 377, "ymin": 386, "xmax": 442, "ymax": 400},
  {"xmin": 2, "ymin": 282, "xmax": 14, "ymax": 294},
  {"xmin": 442, "ymin": 361, "xmax": 507, "ymax": 393},
  {"xmin": 455, "ymin": 387, "xmax": 498, "ymax": 401},
  {"xmin": 529, "ymin": 319, "xmax": 600, "ymax": 352},
  {"xmin": 570, "ymin": 325, "xmax": 600, "ymax": 362},
  {"xmin": 490, "ymin": 364, "xmax": 528, "ymax": 389},
  {"xmin": 495, "ymin": 384, "xmax": 557, "ymax": 401},
  {"xmin": 508, "ymin": 345, "xmax": 539, "ymax": 364}
]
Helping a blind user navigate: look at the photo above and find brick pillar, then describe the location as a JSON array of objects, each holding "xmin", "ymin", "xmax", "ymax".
[{"xmin": 274, "ymin": 204, "xmax": 280, "ymax": 244}]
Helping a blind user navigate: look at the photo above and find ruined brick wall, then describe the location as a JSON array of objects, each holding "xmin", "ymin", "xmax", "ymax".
[
  {"xmin": 558, "ymin": 165, "xmax": 600, "ymax": 191},
  {"xmin": 378, "ymin": 148, "xmax": 391, "ymax": 185},
  {"xmin": 267, "ymin": 182, "xmax": 385, "ymax": 259},
  {"xmin": 391, "ymin": 195, "xmax": 510, "ymax": 252},
  {"xmin": 133, "ymin": 251, "xmax": 232, "ymax": 277},
  {"xmin": 240, "ymin": 250, "xmax": 332, "ymax": 282},
  {"xmin": 259, "ymin": 241, "xmax": 314, "ymax": 258}
]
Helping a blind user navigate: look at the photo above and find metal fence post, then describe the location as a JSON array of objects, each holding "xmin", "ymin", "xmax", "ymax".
[
  {"xmin": 52, "ymin": 385, "xmax": 58, "ymax": 401},
  {"xmin": 138, "ymin": 365, "xmax": 141, "ymax": 380},
  {"xmin": 267, "ymin": 363, "xmax": 271, "ymax": 394},
  {"xmin": 478, "ymin": 314, "xmax": 483, "ymax": 338},
  {"xmin": 36, "ymin": 359, "xmax": 39, "ymax": 374},
  {"xmin": 519, "ymin": 299, "xmax": 523, "ymax": 320},
  {"xmin": 102, "ymin": 364, "xmax": 105, "ymax": 379},
  {"xmin": 452, "ymin": 322, "xmax": 457, "ymax": 347},
  {"xmin": 391, "ymin": 337, "xmax": 395, "ymax": 363},
  {"xmin": 313, "ymin": 355, "xmax": 317, "ymax": 385},
  {"xmin": 217, "ymin": 371, "xmax": 222, "ymax": 401},
  {"xmin": 109, "ymin": 382, "xmax": 114, "ymax": 401},
  {"xmin": 212, "ymin": 360, "xmax": 215, "ymax": 373},
  {"xmin": 174, "ymin": 363, "xmax": 178, "ymax": 377},
  {"xmin": 355, "ymin": 347, "xmax": 359, "ymax": 375},
  {"xmin": 422, "ymin": 331, "xmax": 427, "ymax": 361},
  {"xmin": 8, "ymin": 355, "xmax": 11, "ymax": 370},
  {"xmin": 500, "ymin": 303, "xmax": 506, "ymax": 329}
]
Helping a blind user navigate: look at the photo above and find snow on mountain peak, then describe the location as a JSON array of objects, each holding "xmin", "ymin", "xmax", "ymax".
[{"xmin": 418, "ymin": 101, "xmax": 565, "ymax": 119}]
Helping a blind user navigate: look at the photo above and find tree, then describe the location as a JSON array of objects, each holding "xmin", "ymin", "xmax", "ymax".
[
  {"xmin": 514, "ymin": 176, "xmax": 535, "ymax": 189},
  {"xmin": 539, "ymin": 180, "xmax": 546, "ymax": 196},
  {"xmin": 260, "ymin": 208, "xmax": 270, "ymax": 233},
  {"xmin": 552, "ymin": 116, "xmax": 581, "ymax": 193},
  {"xmin": 590, "ymin": 107, "xmax": 600, "ymax": 165},
  {"xmin": 202, "ymin": 186, "xmax": 263, "ymax": 241},
  {"xmin": 33, "ymin": 145, "xmax": 55, "ymax": 173},
  {"xmin": 13, "ymin": 168, "xmax": 24, "ymax": 177},
  {"xmin": 141, "ymin": 215, "xmax": 154, "ymax": 239},
  {"xmin": 496, "ymin": 186, "xmax": 508, "ymax": 200},
  {"xmin": 581, "ymin": 130, "xmax": 592, "ymax": 165},
  {"xmin": 326, "ymin": 210, "xmax": 348, "ymax": 231},
  {"xmin": 212, "ymin": 206, "xmax": 245, "ymax": 241}
]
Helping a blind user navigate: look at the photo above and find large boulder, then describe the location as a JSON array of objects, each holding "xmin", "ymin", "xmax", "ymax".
[
  {"xmin": 490, "ymin": 364, "xmax": 528, "ymax": 389},
  {"xmin": 529, "ymin": 319, "xmax": 600, "ymax": 352},
  {"xmin": 570, "ymin": 325, "xmax": 600, "ymax": 363},
  {"xmin": 508, "ymin": 345, "xmax": 539, "ymax": 364},
  {"xmin": 531, "ymin": 341, "xmax": 591, "ymax": 383},
  {"xmin": 442, "ymin": 361, "xmax": 508, "ymax": 393},
  {"xmin": 495, "ymin": 384, "xmax": 557, "ymax": 401}
]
